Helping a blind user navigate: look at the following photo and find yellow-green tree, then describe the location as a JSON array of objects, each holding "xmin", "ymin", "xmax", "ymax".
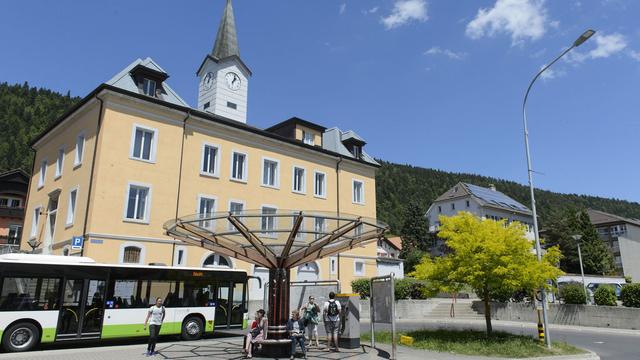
[{"xmin": 411, "ymin": 212, "xmax": 563, "ymax": 334}]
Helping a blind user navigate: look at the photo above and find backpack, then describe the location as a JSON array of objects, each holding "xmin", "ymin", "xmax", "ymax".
[{"xmin": 327, "ymin": 300, "xmax": 339, "ymax": 317}]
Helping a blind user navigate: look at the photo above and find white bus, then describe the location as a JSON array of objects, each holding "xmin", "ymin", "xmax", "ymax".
[{"xmin": 0, "ymin": 254, "xmax": 248, "ymax": 352}]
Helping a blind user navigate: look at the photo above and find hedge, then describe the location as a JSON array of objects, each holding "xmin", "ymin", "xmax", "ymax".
[
  {"xmin": 559, "ymin": 282, "xmax": 586, "ymax": 304},
  {"xmin": 351, "ymin": 278, "xmax": 431, "ymax": 300},
  {"xmin": 593, "ymin": 286, "xmax": 617, "ymax": 306},
  {"xmin": 621, "ymin": 283, "xmax": 640, "ymax": 308}
]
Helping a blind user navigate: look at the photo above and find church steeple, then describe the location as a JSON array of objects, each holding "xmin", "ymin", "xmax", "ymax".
[
  {"xmin": 212, "ymin": 0, "xmax": 240, "ymax": 59},
  {"xmin": 196, "ymin": 0, "xmax": 251, "ymax": 124}
]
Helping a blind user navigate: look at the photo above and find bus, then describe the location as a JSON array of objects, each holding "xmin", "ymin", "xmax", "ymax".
[{"xmin": 0, "ymin": 254, "xmax": 248, "ymax": 352}]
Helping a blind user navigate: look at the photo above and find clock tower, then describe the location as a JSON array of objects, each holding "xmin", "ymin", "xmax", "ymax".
[{"xmin": 197, "ymin": 0, "xmax": 251, "ymax": 123}]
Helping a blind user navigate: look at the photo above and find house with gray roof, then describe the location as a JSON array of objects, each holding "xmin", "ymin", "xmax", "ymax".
[{"xmin": 426, "ymin": 182, "xmax": 535, "ymax": 256}]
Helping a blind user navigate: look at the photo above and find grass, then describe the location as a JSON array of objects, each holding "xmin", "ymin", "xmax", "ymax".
[{"xmin": 361, "ymin": 329, "xmax": 585, "ymax": 358}]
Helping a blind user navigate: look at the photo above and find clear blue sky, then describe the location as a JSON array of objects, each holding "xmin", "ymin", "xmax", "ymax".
[{"xmin": 1, "ymin": 0, "xmax": 639, "ymax": 202}]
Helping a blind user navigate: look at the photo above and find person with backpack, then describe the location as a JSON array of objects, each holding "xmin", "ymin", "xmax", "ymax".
[
  {"xmin": 322, "ymin": 292, "xmax": 341, "ymax": 352},
  {"xmin": 300, "ymin": 296, "xmax": 320, "ymax": 347},
  {"xmin": 143, "ymin": 297, "xmax": 166, "ymax": 356}
]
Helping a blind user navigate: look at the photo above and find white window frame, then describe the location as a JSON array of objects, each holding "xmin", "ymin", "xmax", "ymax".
[
  {"xmin": 352, "ymin": 179, "xmax": 365, "ymax": 205},
  {"xmin": 55, "ymin": 147, "xmax": 64, "ymax": 179},
  {"xmin": 228, "ymin": 199, "xmax": 245, "ymax": 230},
  {"xmin": 123, "ymin": 181, "xmax": 152, "ymax": 224},
  {"xmin": 354, "ymin": 259, "xmax": 365, "ymax": 276},
  {"xmin": 329, "ymin": 256, "xmax": 338, "ymax": 275},
  {"xmin": 314, "ymin": 217, "xmax": 326, "ymax": 240},
  {"xmin": 313, "ymin": 171, "xmax": 327, "ymax": 199},
  {"xmin": 292, "ymin": 166, "xmax": 306, "ymax": 194},
  {"xmin": 129, "ymin": 124, "xmax": 158, "ymax": 163},
  {"xmin": 65, "ymin": 186, "xmax": 79, "ymax": 227},
  {"xmin": 261, "ymin": 157, "xmax": 280, "ymax": 189},
  {"xmin": 230, "ymin": 150, "xmax": 248, "ymax": 183},
  {"xmin": 119, "ymin": 242, "xmax": 146, "ymax": 265},
  {"xmin": 74, "ymin": 132, "xmax": 85, "ymax": 167},
  {"xmin": 38, "ymin": 159, "xmax": 47, "ymax": 189},
  {"xmin": 197, "ymin": 194, "xmax": 218, "ymax": 230},
  {"xmin": 261, "ymin": 205, "xmax": 278, "ymax": 238},
  {"xmin": 30, "ymin": 206, "xmax": 42, "ymax": 239},
  {"xmin": 142, "ymin": 78, "xmax": 157, "ymax": 96},
  {"xmin": 173, "ymin": 245, "xmax": 188, "ymax": 267},
  {"xmin": 200, "ymin": 142, "xmax": 221, "ymax": 178},
  {"xmin": 302, "ymin": 131, "xmax": 314, "ymax": 145}
]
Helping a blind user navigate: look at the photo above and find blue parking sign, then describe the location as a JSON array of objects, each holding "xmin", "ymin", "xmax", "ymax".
[{"xmin": 71, "ymin": 236, "xmax": 84, "ymax": 250}]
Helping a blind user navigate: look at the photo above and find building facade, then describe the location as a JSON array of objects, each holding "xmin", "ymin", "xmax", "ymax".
[
  {"xmin": 426, "ymin": 182, "xmax": 534, "ymax": 256},
  {"xmin": 0, "ymin": 169, "xmax": 28, "ymax": 254},
  {"xmin": 20, "ymin": 1, "xmax": 380, "ymax": 295},
  {"xmin": 588, "ymin": 209, "xmax": 640, "ymax": 282},
  {"xmin": 376, "ymin": 236, "xmax": 404, "ymax": 278}
]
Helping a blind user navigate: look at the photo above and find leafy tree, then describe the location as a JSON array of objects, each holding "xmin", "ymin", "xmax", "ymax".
[
  {"xmin": 399, "ymin": 201, "xmax": 429, "ymax": 255},
  {"xmin": 411, "ymin": 212, "xmax": 563, "ymax": 334},
  {"xmin": 621, "ymin": 283, "xmax": 640, "ymax": 308},
  {"xmin": 594, "ymin": 286, "xmax": 617, "ymax": 306},
  {"xmin": 559, "ymin": 283, "xmax": 587, "ymax": 304}
]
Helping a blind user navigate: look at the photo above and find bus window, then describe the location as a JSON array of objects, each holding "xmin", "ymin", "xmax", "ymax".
[
  {"xmin": 178, "ymin": 281, "xmax": 214, "ymax": 307},
  {"xmin": 0, "ymin": 277, "xmax": 61, "ymax": 311},
  {"xmin": 148, "ymin": 281, "xmax": 175, "ymax": 306},
  {"xmin": 230, "ymin": 282, "xmax": 245, "ymax": 326},
  {"xmin": 108, "ymin": 280, "xmax": 148, "ymax": 308}
]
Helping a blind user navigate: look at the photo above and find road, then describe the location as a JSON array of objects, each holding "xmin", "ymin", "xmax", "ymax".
[{"xmin": 362, "ymin": 319, "xmax": 640, "ymax": 360}]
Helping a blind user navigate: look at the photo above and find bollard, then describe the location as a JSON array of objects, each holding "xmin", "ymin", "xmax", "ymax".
[{"xmin": 537, "ymin": 309, "xmax": 545, "ymax": 344}]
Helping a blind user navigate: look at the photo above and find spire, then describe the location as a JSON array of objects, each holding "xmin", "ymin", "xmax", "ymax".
[{"xmin": 212, "ymin": 0, "xmax": 240, "ymax": 59}]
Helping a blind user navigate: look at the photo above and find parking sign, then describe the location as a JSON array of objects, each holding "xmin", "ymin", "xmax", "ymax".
[{"xmin": 71, "ymin": 236, "xmax": 84, "ymax": 250}]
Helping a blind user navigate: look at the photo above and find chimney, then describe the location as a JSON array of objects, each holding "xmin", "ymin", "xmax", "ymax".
[{"xmin": 489, "ymin": 184, "xmax": 496, "ymax": 191}]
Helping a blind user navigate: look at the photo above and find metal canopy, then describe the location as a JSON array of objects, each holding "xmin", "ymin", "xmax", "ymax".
[{"xmin": 163, "ymin": 210, "xmax": 389, "ymax": 269}]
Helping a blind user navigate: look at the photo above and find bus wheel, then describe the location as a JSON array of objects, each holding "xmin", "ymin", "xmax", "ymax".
[
  {"xmin": 2, "ymin": 322, "xmax": 40, "ymax": 352},
  {"xmin": 181, "ymin": 316, "xmax": 204, "ymax": 340}
]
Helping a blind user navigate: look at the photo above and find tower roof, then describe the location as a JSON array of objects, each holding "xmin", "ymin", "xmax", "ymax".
[{"xmin": 212, "ymin": 0, "xmax": 240, "ymax": 60}]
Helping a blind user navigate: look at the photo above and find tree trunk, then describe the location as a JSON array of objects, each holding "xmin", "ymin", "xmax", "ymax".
[{"xmin": 484, "ymin": 287, "xmax": 492, "ymax": 335}]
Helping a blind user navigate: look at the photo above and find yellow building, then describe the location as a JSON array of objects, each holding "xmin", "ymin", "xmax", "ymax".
[{"xmin": 20, "ymin": 0, "xmax": 382, "ymax": 295}]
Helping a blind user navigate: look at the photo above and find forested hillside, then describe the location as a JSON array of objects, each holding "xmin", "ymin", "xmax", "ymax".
[
  {"xmin": 2, "ymin": 82, "xmax": 640, "ymax": 233},
  {"xmin": 376, "ymin": 161, "xmax": 640, "ymax": 233},
  {"xmin": 0, "ymin": 82, "xmax": 79, "ymax": 172}
]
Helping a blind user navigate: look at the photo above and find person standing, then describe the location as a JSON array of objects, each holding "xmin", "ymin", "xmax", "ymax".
[
  {"xmin": 300, "ymin": 296, "xmax": 320, "ymax": 348},
  {"xmin": 143, "ymin": 297, "xmax": 165, "ymax": 356},
  {"xmin": 322, "ymin": 292, "xmax": 341, "ymax": 352},
  {"xmin": 287, "ymin": 310, "xmax": 307, "ymax": 360}
]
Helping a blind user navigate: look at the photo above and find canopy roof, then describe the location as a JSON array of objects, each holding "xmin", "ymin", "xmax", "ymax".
[{"xmin": 164, "ymin": 210, "xmax": 388, "ymax": 269}]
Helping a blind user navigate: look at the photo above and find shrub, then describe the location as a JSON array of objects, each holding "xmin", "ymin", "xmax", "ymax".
[
  {"xmin": 621, "ymin": 283, "xmax": 640, "ymax": 308},
  {"xmin": 559, "ymin": 282, "xmax": 586, "ymax": 304},
  {"xmin": 593, "ymin": 286, "xmax": 617, "ymax": 306},
  {"xmin": 351, "ymin": 279, "xmax": 370, "ymax": 299}
]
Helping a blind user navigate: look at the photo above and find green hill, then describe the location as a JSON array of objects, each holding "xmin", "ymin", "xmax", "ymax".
[
  {"xmin": 2, "ymin": 82, "xmax": 639, "ymax": 233},
  {"xmin": 376, "ymin": 160, "xmax": 640, "ymax": 232}
]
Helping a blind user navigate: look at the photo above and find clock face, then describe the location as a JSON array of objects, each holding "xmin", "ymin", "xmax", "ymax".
[
  {"xmin": 225, "ymin": 72, "xmax": 241, "ymax": 91},
  {"xmin": 203, "ymin": 72, "xmax": 215, "ymax": 91}
]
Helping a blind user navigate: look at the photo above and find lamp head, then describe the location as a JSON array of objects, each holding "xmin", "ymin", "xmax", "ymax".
[
  {"xmin": 571, "ymin": 234, "xmax": 583, "ymax": 242},
  {"xmin": 574, "ymin": 29, "xmax": 596, "ymax": 47}
]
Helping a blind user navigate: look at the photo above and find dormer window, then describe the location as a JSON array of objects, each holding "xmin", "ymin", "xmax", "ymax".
[
  {"xmin": 352, "ymin": 145, "xmax": 362, "ymax": 159},
  {"xmin": 302, "ymin": 131, "xmax": 314, "ymax": 145},
  {"xmin": 142, "ymin": 78, "xmax": 156, "ymax": 97}
]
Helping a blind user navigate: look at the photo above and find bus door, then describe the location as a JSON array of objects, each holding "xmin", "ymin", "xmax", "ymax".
[
  {"xmin": 214, "ymin": 282, "xmax": 231, "ymax": 328},
  {"xmin": 229, "ymin": 281, "xmax": 246, "ymax": 328},
  {"xmin": 56, "ymin": 279, "xmax": 106, "ymax": 340}
]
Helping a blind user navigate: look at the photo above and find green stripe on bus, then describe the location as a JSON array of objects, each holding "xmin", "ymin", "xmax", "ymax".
[
  {"xmin": 41, "ymin": 328, "xmax": 56, "ymax": 343},
  {"xmin": 101, "ymin": 322, "xmax": 181, "ymax": 339}
]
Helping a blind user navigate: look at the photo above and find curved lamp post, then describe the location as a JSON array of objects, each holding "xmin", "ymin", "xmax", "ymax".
[{"xmin": 522, "ymin": 29, "xmax": 595, "ymax": 349}]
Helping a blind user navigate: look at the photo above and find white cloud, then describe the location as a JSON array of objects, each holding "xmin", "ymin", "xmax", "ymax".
[
  {"xmin": 381, "ymin": 0, "xmax": 428, "ymax": 30},
  {"xmin": 567, "ymin": 32, "xmax": 627, "ymax": 63},
  {"xmin": 424, "ymin": 46, "xmax": 467, "ymax": 60},
  {"xmin": 339, "ymin": 3, "xmax": 347, "ymax": 15},
  {"xmin": 629, "ymin": 50, "xmax": 640, "ymax": 61},
  {"xmin": 539, "ymin": 66, "xmax": 565, "ymax": 81},
  {"xmin": 362, "ymin": 6, "xmax": 379, "ymax": 15},
  {"xmin": 466, "ymin": 0, "xmax": 549, "ymax": 45}
]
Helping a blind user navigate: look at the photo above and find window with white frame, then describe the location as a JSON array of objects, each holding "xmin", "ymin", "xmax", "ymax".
[
  {"xmin": 314, "ymin": 171, "xmax": 326, "ymax": 198},
  {"xmin": 201, "ymin": 144, "xmax": 219, "ymax": 176},
  {"xmin": 228, "ymin": 201, "xmax": 244, "ymax": 230},
  {"xmin": 231, "ymin": 152, "xmax": 247, "ymax": 181},
  {"xmin": 292, "ymin": 167, "xmax": 305, "ymax": 193},
  {"xmin": 38, "ymin": 160, "xmax": 47, "ymax": 188},
  {"xmin": 354, "ymin": 224, "xmax": 363, "ymax": 237},
  {"xmin": 330, "ymin": 256, "xmax": 337, "ymax": 275},
  {"xmin": 142, "ymin": 78, "xmax": 156, "ymax": 97},
  {"xmin": 0, "ymin": 197, "xmax": 21, "ymax": 208},
  {"xmin": 262, "ymin": 158, "xmax": 279, "ymax": 187},
  {"xmin": 74, "ymin": 133, "xmax": 85, "ymax": 166},
  {"xmin": 314, "ymin": 217, "xmax": 326, "ymax": 240},
  {"xmin": 131, "ymin": 126, "xmax": 156, "ymax": 161},
  {"xmin": 198, "ymin": 196, "xmax": 216, "ymax": 229},
  {"xmin": 55, "ymin": 148, "xmax": 64, "ymax": 178},
  {"xmin": 354, "ymin": 259, "xmax": 365, "ymax": 276},
  {"xmin": 30, "ymin": 206, "xmax": 41, "ymax": 238},
  {"xmin": 352, "ymin": 180, "xmax": 364, "ymax": 204},
  {"xmin": 125, "ymin": 184, "xmax": 150, "ymax": 222},
  {"xmin": 302, "ymin": 131, "xmax": 314, "ymax": 145},
  {"xmin": 66, "ymin": 188, "xmax": 77, "ymax": 226},
  {"xmin": 261, "ymin": 206, "xmax": 277, "ymax": 237},
  {"xmin": 8, "ymin": 225, "xmax": 22, "ymax": 243}
]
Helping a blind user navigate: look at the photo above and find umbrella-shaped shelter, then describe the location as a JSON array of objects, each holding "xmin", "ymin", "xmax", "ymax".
[{"xmin": 164, "ymin": 210, "xmax": 388, "ymax": 348}]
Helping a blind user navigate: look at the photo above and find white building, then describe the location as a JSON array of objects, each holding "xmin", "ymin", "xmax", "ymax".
[
  {"xmin": 426, "ymin": 182, "xmax": 534, "ymax": 256},
  {"xmin": 588, "ymin": 209, "xmax": 640, "ymax": 282},
  {"xmin": 376, "ymin": 237, "xmax": 404, "ymax": 278}
]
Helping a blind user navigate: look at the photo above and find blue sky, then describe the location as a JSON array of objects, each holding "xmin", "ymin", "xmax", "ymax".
[{"xmin": 1, "ymin": 0, "xmax": 639, "ymax": 202}]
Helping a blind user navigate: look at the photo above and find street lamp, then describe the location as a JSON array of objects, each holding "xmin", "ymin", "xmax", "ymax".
[
  {"xmin": 572, "ymin": 235, "xmax": 588, "ymax": 302},
  {"xmin": 522, "ymin": 29, "xmax": 595, "ymax": 349}
]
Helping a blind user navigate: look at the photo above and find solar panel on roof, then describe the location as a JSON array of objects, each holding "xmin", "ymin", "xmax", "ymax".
[{"xmin": 464, "ymin": 183, "xmax": 530, "ymax": 212}]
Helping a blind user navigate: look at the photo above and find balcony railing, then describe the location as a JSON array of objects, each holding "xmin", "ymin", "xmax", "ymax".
[{"xmin": 0, "ymin": 236, "xmax": 20, "ymax": 254}]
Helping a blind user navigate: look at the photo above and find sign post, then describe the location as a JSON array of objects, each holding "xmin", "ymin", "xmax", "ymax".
[
  {"xmin": 71, "ymin": 236, "xmax": 84, "ymax": 251},
  {"xmin": 370, "ymin": 273, "xmax": 396, "ymax": 360}
]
